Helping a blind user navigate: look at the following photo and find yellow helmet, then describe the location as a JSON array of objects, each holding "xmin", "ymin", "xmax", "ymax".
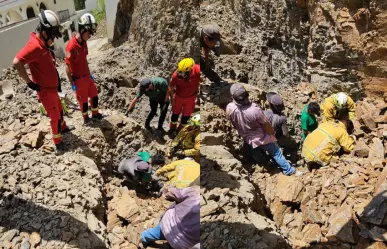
[{"xmin": 177, "ymin": 58, "xmax": 195, "ymax": 78}]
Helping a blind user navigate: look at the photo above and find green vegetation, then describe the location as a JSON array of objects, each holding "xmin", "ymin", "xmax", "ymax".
[
  {"xmin": 74, "ymin": 0, "xmax": 86, "ymax": 11},
  {"xmin": 92, "ymin": 0, "xmax": 106, "ymax": 23}
]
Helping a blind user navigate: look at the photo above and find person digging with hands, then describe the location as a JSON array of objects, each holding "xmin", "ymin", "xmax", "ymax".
[
  {"xmin": 167, "ymin": 114, "xmax": 200, "ymax": 159},
  {"xmin": 127, "ymin": 77, "xmax": 169, "ymax": 134},
  {"xmin": 13, "ymin": 10, "xmax": 74, "ymax": 154},
  {"xmin": 65, "ymin": 13, "xmax": 104, "ymax": 125}
]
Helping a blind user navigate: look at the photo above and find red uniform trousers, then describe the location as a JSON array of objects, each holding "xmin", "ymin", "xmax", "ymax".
[
  {"xmin": 74, "ymin": 76, "xmax": 99, "ymax": 118},
  {"xmin": 38, "ymin": 90, "xmax": 68, "ymax": 144},
  {"xmin": 170, "ymin": 94, "xmax": 196, "ymax": 129}
]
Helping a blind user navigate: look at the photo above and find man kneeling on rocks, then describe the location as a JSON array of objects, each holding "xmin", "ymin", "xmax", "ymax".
[
  {"xmin": 167, "ymin": 114, "xmax": 200, "ymax": 159},
  {"xmin": 117, "ymin": 153, "xmax": 165, "ymax": 191},
  {"xmin": 140, "ymin": 186, "xmax": 200, "ymax": 249},
  {"xmin": 154, "ymin": 157, "xmax": 200, "ymax": 189},
  {"xmin": 226, "ymin": 83, "xmax": 303, "ymax": 176},
  {"xmin": 302, "ymin": 118, "xmax": 355, "ymax": 167},
  {"xmin": 264, "ymin": 92, "xmax": 298, "ymax": 162}
]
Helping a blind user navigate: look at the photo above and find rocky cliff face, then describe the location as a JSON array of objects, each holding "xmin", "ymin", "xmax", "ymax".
[{"xmin": 200, "ymin": 0, "xmax": 309, "ymax": 89}]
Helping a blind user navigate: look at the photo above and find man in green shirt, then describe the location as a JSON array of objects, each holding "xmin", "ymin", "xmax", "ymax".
[
  {"xmin": 127, "ymin": 77, "xmax": 170, "ymax": 133},
  {"xmin": 301, "ymin": 102, "xmax": 321, "ymax": 139}
]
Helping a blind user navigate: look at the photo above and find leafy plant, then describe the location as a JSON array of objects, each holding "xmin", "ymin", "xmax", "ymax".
[
  {"xmin": 92, "ymin": 0, "xmax": 106, "ymax": 23},
  {"xmin": 74, "ymin": 0, "xmax": 86, "ymax": 11}
]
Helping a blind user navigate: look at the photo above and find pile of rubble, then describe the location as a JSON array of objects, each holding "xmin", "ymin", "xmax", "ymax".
[
  {"xmin": 0, "ymin": 65, "xmax": 180, "ymax": 248},
  {"xmin": 199, "ymin": 73, "xmax": 387, "ymax": 248}
]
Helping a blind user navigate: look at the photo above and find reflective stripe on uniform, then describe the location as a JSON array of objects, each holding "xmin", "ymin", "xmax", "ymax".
[
  {"xmin": 53, "ymin": 134, "xmax": 62, "ymax": 139},
  {"xmin": 91, "ymin": 107, "xmax": 98, "ymax": 111},
  {"xmin": 317, "ymin": 126, "xmax": 341, "ymax": 152}
]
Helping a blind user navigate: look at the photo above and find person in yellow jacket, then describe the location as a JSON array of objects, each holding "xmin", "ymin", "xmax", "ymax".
[
  {"xmin": 321, "ymin": 92, "xmax": 356, "ymax": 122},
  {"xmin": 154, "ymin": 157, "xmax": 200, "ymax": 189},
  {"xmin": 168, "ymin": 114, "xmax": 200, "ymax": 158},
  {"xmin": 302, "ymin": 118, "xmax": 355, "ymax": 166}
]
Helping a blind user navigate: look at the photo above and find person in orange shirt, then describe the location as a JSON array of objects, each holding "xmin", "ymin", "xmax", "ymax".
[{"xmin": 65, "ymin": 13, "xmax": 104, "ymax": 124}]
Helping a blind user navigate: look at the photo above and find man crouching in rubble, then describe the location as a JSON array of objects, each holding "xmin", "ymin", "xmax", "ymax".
[
  {"xmin": 139, "ymin": 185, "xmax": 200, "ymax": 249},
  {"xmin": 200, "ymin": 23, "xmax": 222, "ymax": 83},
  {"xmin": 117, "ymin": 153, "xmax": 165, "ymax": 192},
  {"xmin": 302, "ymin": 117, "xmax": 355, "ymax": 168},
  {"xmin": 226, "ymin": 83, "xmax": 303, "ymax": 176}
]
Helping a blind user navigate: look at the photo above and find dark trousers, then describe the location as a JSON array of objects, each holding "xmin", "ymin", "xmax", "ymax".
[{"xmin": 146, "ymin": 99, "xmax": 168, "ymax": 129}]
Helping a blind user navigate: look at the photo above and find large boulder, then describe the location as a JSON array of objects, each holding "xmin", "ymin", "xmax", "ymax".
[
  {"xmin": 326, "ymin": 205, "xmax": 359, "ymax": 244},
  {"xmin": 276, "ymin": 175, "xmax": 304, "ymax": 204}
]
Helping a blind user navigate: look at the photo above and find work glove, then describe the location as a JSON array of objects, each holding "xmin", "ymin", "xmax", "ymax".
[
  {"xmin": 161, "ymin": 100, "xmax": 170, "ymax": 113},
  {"xmin": 71, "ymin": 84, "xmax": 77, "ymax": 91},
  {"xmin": 90, "ymin": 74, "xmax": 95, "ymax": 81},
  {"xmin": 27, "ymin": 81, "xmax": 40, "ymax": 91},
  {"xmin": 174, "ymin": 150, "xmax": 186, "ymax": 159}
]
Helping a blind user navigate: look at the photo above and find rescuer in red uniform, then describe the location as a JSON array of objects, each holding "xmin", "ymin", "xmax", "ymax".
[
  {"xmin": 166, "ymin": 58, "xmax": 200, "ymax": 133},
  {"xmin": 65, "ymin": 13, "xmax": 103, "ymax": 124},
  {"xmin": 13, "ymin": 10, "xmax": 74, "ymax": 154}
]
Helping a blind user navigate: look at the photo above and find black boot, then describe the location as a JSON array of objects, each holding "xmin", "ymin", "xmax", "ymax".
[
  {"xmin": 62, "ymin": 125, "xmax": 75, "ymax": 133},
  {"xmin": 55, "ymin": 142, "xmax": 67, "ymax": 155},
  {"xmin": 92, "ymin": 113, "xmax": 105, "ymax": 120}
]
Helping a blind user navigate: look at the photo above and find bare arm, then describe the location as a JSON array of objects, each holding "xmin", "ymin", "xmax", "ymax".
[
  {"xmin": 166, "ymin": 79, "xmax": 174, "ymax": 102},
  {"xmin": 127, "ymin": 97, "xmax": 138, "ymax": 111},
  {"xmin": 12, "ymin": 58, "xmax": 30, "ymax": 83},
  {"xmin": 202, "ymin": 47, "xmax": 210, "ymax": 63}
]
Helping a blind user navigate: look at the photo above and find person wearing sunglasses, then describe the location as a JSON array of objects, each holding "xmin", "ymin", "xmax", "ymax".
[
  {"xmin": 65, "ymin": 13, "xmax": 103, "ymax": 125},
  {"xmin": 13, "ymin": 10, "xmax": 74, "ymax": 154},
  {"xmin": 165, "ymin": 58, "xmax": 200, "ymax": 134}
]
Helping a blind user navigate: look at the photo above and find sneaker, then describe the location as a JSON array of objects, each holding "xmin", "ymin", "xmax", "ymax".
[
  {"xmin": 62, "ymin": 125, "xmax": 75, "ymax": 133},
  {"xmin": 291, "ymin": 171, "xmax": 304, "ymax": 176},
  {"xmin": 91, "ymin": 113, "xmax": 105, "ymax": 120},
  {"xmin": 145, "ymin": 125, "xmax": 153, "ymax": 132}
]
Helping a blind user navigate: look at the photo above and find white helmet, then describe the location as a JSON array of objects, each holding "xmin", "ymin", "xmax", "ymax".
[
  {"xmin": 188, "ymin": 114, "xmax": 200, "ymax": 127},
  {"xmin": 334, "ymin": 92, "xmax": 348, "ymax": 110},
  {"xmin": 38, "ymin": 10, "xmax": 62, "ymax": 38},
  {"xmin": 79, "ymin": 13, "xmax": 97, "ymax": 34}
]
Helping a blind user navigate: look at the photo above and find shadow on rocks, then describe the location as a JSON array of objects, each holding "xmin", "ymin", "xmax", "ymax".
[
  {"xmin": 200, "ymin": 220, "xmax": 290, "ymax": 249},
  {"xmin": 61, "ymin": 131, "xmax": 94, "ymax": 158},
  {"xmin": 0, "ymin": 195, "xmax": 107, "ymax": 249},
  {"xmin": 200, "ymin": 156, "xmax": 241, "ymax": 191}
]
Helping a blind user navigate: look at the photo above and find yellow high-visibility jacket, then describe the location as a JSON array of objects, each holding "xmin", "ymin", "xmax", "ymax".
[
  {"xmin": 302, "ymin": 121, "xmax": 355, "ymax": 166},
  {"xmin": 321, "ymin": 94, "xmax": 356, "ymax": 123},
  {"xmin": 171, "ymin": 126, "xmax": 200, "ymax": 157},
  {"xmin": 155, "ymin": 159, "xmax": 200, "ymax": 189}
]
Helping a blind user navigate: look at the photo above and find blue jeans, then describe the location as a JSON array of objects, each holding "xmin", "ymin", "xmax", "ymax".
[
  {"xmin": 141, "ymin": 223, "xmax": 165, "ymax": 244},
  {"xmin": 250, "ymin": 142, "xmax": 295, "ymax": 175}
]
